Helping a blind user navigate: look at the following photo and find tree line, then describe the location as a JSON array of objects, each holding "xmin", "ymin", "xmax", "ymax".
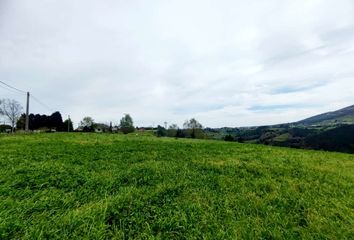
[
  {"xmin": 156, "ymin": 118, "xmax": 205, "ymax": 139},
  {"xmin": 77, "ymin": 114, "xmax": 135, "ymax": 134},
  {"xmin": 16, "ymin": 112, "xmax": 73, "ymax": 132},
  {"xmin": 1, "ymin": 98, "xmax": 206, "ymax": 139}
]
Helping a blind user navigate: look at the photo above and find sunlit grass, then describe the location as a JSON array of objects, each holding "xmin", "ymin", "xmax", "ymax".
[{"xmin": 0, "ymin": 133, "xmax": 353, "ymax": 239}]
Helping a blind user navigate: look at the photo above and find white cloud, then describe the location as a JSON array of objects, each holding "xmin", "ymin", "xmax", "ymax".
[{"xmin": 0, "ymin": 0, "xmax": 353, "ymax": 127}]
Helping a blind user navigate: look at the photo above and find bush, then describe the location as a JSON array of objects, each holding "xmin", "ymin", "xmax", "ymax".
[{"xmin": 224, "ymin": 135, "xmax": 234, "ymax": 141}]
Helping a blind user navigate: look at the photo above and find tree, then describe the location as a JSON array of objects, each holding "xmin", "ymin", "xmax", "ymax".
[
  {"xmin": 237, "ymin": 137, "xmax": 244, "ymax": 143},
  {"xmin": 63, "ymin": 118, "xmax": 74, "ymax": 132},
  {"xmin": 49, "ymin": 112, "xmax": 64, "ymax": 131},
  {"xmin": 16, "ymin": 113, "xmax": 26, "ymax": 130},
  {"xmin": 176, "ymin": 128, "xmax": 185, "ymax": 138},
  {"xmin": 167, "ymin": 124, "xmax": 178, "ymax": 137},
  {"xmin": 0, "ymin": 98, "xmax": 23, "ymax": 133},
  {"xmin": 224, "ymin": 134, "xmax": 234, "ymax": 141},
  {"xmin": 120, "ymin": 114, "xmax": 134, "ymax": 134},
  {"xmin": 16, "ymin": 112, "xmax": 65, "ymax": 131},
  {"xmin": 183, "ymin": 118, "xmax": 203, "ymax": 129},
  {"xmin": 80, "ymin": 116, "xmax": 95, "ymax": 132},
  {"xmin": 156, "ymin": 125, "xmax": 166, "ymax": 137},
  {"xmin": 183, "ymin": 118, "xmax": 204, "ymax": 138}
]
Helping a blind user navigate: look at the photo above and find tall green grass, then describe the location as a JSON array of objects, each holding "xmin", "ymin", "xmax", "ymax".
[{"xmin": 0, "ymin": 133, "xmax": 353, "ymax": 239}]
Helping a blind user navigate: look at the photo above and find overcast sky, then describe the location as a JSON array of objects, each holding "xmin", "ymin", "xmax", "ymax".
[{"xmin": 1, "ymin": 0, "xmax": 354, "ymax": 128}]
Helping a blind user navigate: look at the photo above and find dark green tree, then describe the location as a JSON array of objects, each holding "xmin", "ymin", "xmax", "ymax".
[
  {"xmin": 16, "ymin": 112, "xmax": 65, "ymax": 131},
  {"xmin": 176, "ymin": 128, "xmax": 185, "ymax": 138},
  {"xmin": 120, "ymin": 114, "xmax": 134, "ymax": 134},
  {"xmin": 167, "ymin": 124, "xmax": 178, "ymax": 137},
  {"xmin": 63, "ymin": 118, "xmax": 74, "ymax": 132},
  {"xmin": 16, "ymin": 113, "xmax": 26, "ymax": 130},
  {"xmin": 156, "ymin": 125, "xmax": 166, "ymax": 137},
  {"xmin": 49, "ymin": 112, "xmax": 64, "ymax": 131},
  {"xmin": 224, "ymin": 134, "xmax": 235, "ymax": 141},
  {"xmin": 183, "ymin": 118, "xmax": 204, "ymax": 139}
]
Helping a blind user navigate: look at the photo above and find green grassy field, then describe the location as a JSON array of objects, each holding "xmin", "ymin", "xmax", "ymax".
[{"xmin": 0, "ymin": 133, "xmax": 353, "ymax": 239}]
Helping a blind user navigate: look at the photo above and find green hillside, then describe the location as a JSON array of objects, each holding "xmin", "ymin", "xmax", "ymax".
[
  {"xmin": 296, "ymin": 105, "xmax": 354, "ymax": 126},
  {"xmin": 0, "ymin": 133, "xmax": 353, "ymax": 239},
  {"xmin": 203, "ymin": 105, "xmax": 354, "ymax": 153}
]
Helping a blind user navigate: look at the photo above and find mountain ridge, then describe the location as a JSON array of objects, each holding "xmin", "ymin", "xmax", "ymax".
[
  {"xmin": 204, "ymin": 104, "xmax": 354, "ymax": 153},
  {"xmin": 295, "ymin": 105, "xmax": 354, "ymax": 126}
]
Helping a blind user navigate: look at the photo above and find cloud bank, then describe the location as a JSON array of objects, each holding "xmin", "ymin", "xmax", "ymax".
[{"xmin": 1, "ymin": 0, "xmax": 354, "ymax": 127}]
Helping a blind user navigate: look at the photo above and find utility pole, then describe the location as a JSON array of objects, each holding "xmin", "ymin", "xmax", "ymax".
[
  {"xmin": 25, "ymin": 92, "xmax": 30, "ymax": 132},
  {"xmin": 68, "ymin": 115, "xmax": 70, "ymax": 132}
]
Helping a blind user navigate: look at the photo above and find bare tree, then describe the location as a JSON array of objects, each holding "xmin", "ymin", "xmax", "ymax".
[{"xmin": 0, "ymin": 99, "xmax": 23, "ymax": 133}]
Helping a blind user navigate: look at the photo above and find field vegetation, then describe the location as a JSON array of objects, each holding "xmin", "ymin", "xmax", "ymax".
[{"xmin": 0, "ymin": 133, "xmax": 353, "ymax": 239}]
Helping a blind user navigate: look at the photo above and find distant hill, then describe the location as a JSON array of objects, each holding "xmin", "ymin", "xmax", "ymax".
[
  {"xmin": 295, "ymin": 105, "xmax": 354, "ymax": 126},
  {"xmin": 204, "ymin": 104, "xmax": 354, "ymax": 153}
]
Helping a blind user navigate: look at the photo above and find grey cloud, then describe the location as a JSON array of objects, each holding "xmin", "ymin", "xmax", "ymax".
[{"xmin": 1, "ymin": 0, "xmax": 354, "ymax": 127}]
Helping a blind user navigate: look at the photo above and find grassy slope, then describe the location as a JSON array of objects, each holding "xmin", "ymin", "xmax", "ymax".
[{"xmin": 0, "ymin": 133, "xmax": 353, "ymax": 239}]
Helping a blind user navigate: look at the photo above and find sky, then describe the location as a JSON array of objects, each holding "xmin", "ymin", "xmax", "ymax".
[{"xmin": 1, "ymin": 0, "xmax": 354, "ymax": 128}]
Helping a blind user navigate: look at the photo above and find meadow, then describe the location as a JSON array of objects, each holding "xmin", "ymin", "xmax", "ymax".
[{"xmin": 0, "ymin": 133, "xmax": 353, "ymax": 239}]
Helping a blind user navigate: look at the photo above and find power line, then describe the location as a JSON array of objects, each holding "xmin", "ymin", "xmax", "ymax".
[
  {"xmin": 0, "ymin": 80, "xmax": 27, "ymax": 94},
  {"xmin": 0, "ymin": 80, "xmax": 70, "ymax": 128},
  {"xmin": 30, "ymin": 94, "xmax": 69, "ymax": 118},
  {"xmin": 0, "ymin": 83, "xmax": 60, "ymax": 114},
  {"xmin": 0, "ymin": 82, "xmax": 27, "ymax": 97},
  {"xmin": 30, "ymin": 95, "xmax": 55, "ymax": 113},
  {"xmin": 0, "ymin": 83, "xmax": 24, "ymax": 96}
]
